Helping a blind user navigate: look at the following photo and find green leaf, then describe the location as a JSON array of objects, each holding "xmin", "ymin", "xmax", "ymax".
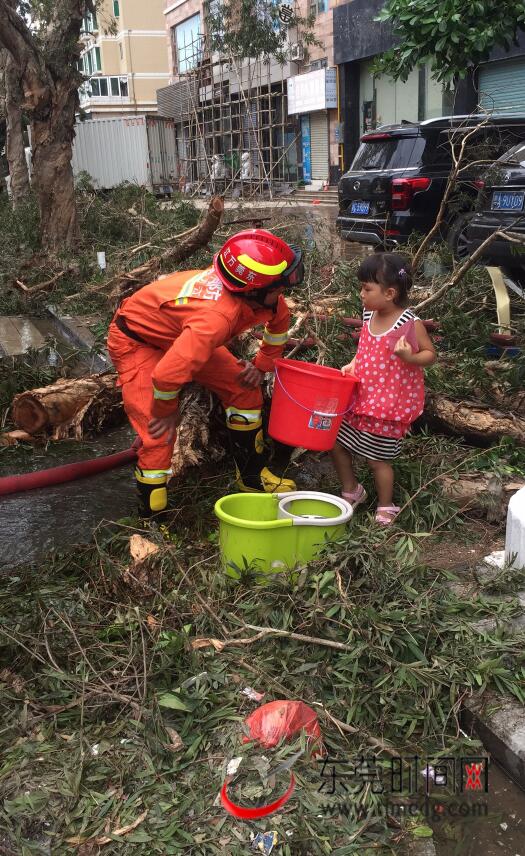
[
  {"xmin": 413, "ymin": 826, "xmax": 434, "ymax": 838},
  {"xmin": 157, "ymin": 693, "xmax": 191, "ymax": 712}
]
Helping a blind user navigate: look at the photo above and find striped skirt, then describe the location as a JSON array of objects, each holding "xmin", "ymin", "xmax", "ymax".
[{"xmin": 336, "ymin": 420, "xmax": 402, "ymax": 460}]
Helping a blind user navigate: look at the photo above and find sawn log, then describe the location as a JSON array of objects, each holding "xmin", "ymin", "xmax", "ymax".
[
  {"xmin": 12, "ymin": 373, "xmax": 121, "ymax": 440},
  {"xmin": 425, "ymin": 392, "xmax": 525, "ymax": 445}
]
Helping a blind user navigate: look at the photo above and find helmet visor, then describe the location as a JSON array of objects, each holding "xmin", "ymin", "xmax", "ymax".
[{"xmin": 282, "ymin": 245, "xmax": 304, "ymax": 288}]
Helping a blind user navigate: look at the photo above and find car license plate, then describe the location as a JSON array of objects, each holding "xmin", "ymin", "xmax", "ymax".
[
  {"xmin": 351, "ymin": 201, "xmax": 370, "ymax": 215},
  {"xmin": 491, "ymin": 190, "xmax": 525, "ymax": 212}
]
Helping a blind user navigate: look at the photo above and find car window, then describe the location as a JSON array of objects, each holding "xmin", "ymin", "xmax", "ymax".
[
  {"xmin": 423, "ymin": 135, "xmax": 454, "ymax": 168},
  {"xmin": 498, "ymin": 143, "xmax": 525, "ymax": 166},
  {"xmin": 437, "ymin": 126, "xmax": 525, "ymax": 168},
  {"xmin": 351, "ymin": 137, "xmax": 425, "ymax": 171}
]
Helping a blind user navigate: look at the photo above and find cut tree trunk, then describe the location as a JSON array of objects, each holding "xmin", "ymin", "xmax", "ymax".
[
  {"xmin": 5, "ymin": 51, "xmax": 30, "ymax": 205},
  {"xmin": 12, "ymin": 374, "xmax": 121, "ymax": 440},
  {"xmin": 170, "ymin": 384, "xmax": 227, "ymax": 478},
  {"xmin": 425, "ymin": 392, "xmax": 525, "ymax": 445},
  {"xmin": 440, "ymin": 473, "xmax": 525, "ymax": 521}
]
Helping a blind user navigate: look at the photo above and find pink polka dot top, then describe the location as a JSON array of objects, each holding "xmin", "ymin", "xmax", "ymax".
[{"xmin": 345, "ymin": 308, "xmax": 426, "ymax": 439}]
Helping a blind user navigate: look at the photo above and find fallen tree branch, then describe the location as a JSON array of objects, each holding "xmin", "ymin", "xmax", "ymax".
[
  {"xmin": 412, "ymin": 119, "xmax": 490, "ymax": 271},
  {"xmin": 107, "ymin": 196, "xmax": 224, "ymax": 302},
  {"xmin": 194, "ymin": 623, "xmax": 357, "ymax": 653},
  {"xmin": 13, "ymin": 267, "xmax": 71, "ymax": 296},
  {"xmin": 415, "ymin": 228, "xmax": 519, "ymax": 311}
]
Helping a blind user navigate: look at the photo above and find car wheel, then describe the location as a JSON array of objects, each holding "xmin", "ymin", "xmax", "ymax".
[{"xmin": 447, "ymin": 214, "xmax": 473, "ymax": 261}]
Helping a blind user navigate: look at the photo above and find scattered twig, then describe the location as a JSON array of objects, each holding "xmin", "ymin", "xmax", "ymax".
[
  {"xmin": 206, "ymin": 621, "xmax": 358, "ymax": 653},
  {"xmin": 13, "ymin": 268, "xmax": 70, "ymax": 296},
  {"xmin": 66, "ymin": 810, "xmax": 148, "ymax": 847}
]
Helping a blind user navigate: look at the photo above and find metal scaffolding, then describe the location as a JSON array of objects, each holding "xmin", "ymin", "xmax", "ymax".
[{"xmin": 172, "ymin": 31, "xmax": 301, "ymax": 198}]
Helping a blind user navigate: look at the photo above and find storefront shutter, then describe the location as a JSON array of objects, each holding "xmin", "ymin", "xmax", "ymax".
[
  {"xmin": 479, "ymin": 59, "xmax": 525, "ymax": 114},
  {"xmin": 309, "ymin": 111, "xmax": 329, "ymax": 180}
]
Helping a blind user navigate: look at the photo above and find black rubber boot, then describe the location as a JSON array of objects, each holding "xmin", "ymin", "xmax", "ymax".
[
  {"xmin": 226, "ymin": 426, "xmax": 296, "ymax": 493},
  {"xmin": 135, "ymin": 467, "xmax": 169, "ymax": 519}
]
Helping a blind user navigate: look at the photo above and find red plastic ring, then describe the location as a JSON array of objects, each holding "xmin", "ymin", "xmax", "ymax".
[{"xmin": 220, "ymin": 772, "xmax": 296, "ymax": 819}]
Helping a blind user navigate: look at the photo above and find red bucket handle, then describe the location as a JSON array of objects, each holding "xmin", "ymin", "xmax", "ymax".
[{"xmin": 274, "ymin": 365, "xmax": 355, "ymax": 418}]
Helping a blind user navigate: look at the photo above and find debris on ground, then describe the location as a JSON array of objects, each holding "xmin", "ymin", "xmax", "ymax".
[
  {"xmin": 250, "ymin": 830, "xmax": 279, "ymax": 854},
  {"xmin": 241, "ymin": 686, "xmax": 266, "ymax": 702},
  {"xmin": 243, "ymin": 700, "xmax": 323, "ymax": 751}
]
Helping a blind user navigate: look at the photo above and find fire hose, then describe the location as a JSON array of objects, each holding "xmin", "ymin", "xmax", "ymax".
[{"xmin": 0, "ymin": 436, "xmax": 141, "ymax": 497}]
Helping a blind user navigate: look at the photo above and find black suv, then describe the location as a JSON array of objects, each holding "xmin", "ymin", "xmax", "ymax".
[{"xmin": 336, "ymin": 115, "xmax": 525, "ymax": 251}]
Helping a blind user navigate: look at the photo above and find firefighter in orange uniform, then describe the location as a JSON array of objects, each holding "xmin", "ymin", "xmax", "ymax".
[{"xmin": 107, "ymin": 229, "xmax": 304, "ymax": 517}]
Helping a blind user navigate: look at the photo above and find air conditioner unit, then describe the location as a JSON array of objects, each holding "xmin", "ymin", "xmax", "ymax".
[{"xmin": 289, "ymin": 42, "xmax": 305, "ymax": 62}]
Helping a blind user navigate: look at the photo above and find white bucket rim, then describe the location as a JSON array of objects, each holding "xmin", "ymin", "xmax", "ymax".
[{"xmin": 277, "ymin": 491, "xmax": 353, "ymax": 526}]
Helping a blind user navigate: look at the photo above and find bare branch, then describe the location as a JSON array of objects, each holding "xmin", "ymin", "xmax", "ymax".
[
  {"xmin": 412, "ymin": 116, "xmax": 491, "ymax": 270},
  {"xmin": 415, "ymin": 225, "xmax": 524, "ymax": 311}
]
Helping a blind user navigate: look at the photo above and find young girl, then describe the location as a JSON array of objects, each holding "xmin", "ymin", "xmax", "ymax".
[{"xmin": 331, "ymin": 253, "xmax": 436, "ymax": 526}]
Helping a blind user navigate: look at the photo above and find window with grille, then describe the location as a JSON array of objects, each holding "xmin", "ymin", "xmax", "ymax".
[
  {"xmin": 310, "ymin": 0, "xmax": 328, "ymax": 15},
  {"xmin": 173, "ymin": 14, "xmax": 202, "ymax": 74}
]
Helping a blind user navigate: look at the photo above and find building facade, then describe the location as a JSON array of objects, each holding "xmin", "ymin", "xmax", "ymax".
[
  {"xmin": 78, "ymin": 0, "xmax": 170, "ymax": 118},
  {"xmin": 290, "ymin": 0, "xmax": 347, "ymax": 185},
  {"xmin": 334, "ymin": 0, "xmax": 447, "ymax": 172},
  {"xmin": 334, "ymin": 0, "xmax": 525, "ymax": 173},
  {"xmin": 158, "ymin": 0, "xmax": 302, "ymax": 195},
  {"xmin": 157, "ymin": 1, "xmax": 525, "ymax": 193}
]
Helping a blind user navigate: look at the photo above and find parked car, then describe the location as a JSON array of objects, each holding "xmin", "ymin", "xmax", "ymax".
[
  {"xmin": 464, "ymin": 142, "xmax": 525, "ymax": 270},
  {"xmin": 336, "ymin": 115, "xmax": 525, "ymax": 252}
]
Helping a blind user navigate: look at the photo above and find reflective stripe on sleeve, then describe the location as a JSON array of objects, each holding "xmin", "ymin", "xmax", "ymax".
[
  {"xmin": 262, "ymin": 328, "xmax": 288, "ymax": 346},
  {"xmin": 153, "ymin": 386, "xmax": 180, "ymax": 401},
  {"xmin": 173, "ymin": 271, "xmax": 204, "ymax": 305}
]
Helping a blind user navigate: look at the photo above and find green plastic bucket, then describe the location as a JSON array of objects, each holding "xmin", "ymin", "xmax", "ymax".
[{"xmin": 214, "ymin": 491, "xmax": 353, "ymax": 582}]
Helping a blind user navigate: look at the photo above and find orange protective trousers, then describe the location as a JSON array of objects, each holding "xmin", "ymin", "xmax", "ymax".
[{"xmin": 108, "ymin": 325, "xmax": 262, "ymax": 472}]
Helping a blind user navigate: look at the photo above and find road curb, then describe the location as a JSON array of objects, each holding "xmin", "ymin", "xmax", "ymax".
[
  {"xmin": 462, "ymin": 691, "xmax": 525, "ymax": 791},
  {"xmin": 46, "ymin": 305, "xmax": 112, "ymax": 373}
]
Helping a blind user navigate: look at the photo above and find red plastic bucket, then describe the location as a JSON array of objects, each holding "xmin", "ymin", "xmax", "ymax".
[{"xmin": 268, "ymin": 358, "xmax": 359, "ymax": 451}]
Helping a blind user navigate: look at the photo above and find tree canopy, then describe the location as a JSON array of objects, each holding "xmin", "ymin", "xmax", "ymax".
[
  {"xmin": 375, "ymin": 0, "xmax": 525, "ymax": 83},
  {"xmin": 204, "ymin": 0, "xmax": 318, "ymax": 62}
]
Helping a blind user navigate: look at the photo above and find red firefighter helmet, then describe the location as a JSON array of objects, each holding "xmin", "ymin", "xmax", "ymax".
[{"xmin": 214, "ymin": 229, "xmax": 304, "ymax": 293}]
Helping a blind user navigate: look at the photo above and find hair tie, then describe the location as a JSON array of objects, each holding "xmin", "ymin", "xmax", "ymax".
[{"xmin": 398, "ymin": 268, "xmax": 407, "ymax": 278}]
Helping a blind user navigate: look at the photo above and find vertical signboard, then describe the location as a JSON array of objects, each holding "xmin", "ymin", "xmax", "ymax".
[{"xmin": 301, "ymin": 114, "xmax": 311, "ymax": 183}]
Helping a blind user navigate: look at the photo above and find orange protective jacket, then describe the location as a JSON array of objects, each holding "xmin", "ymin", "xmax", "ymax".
[{"xmin": 114, "ymin": 267, "xmax": 290, "ymax": 418}]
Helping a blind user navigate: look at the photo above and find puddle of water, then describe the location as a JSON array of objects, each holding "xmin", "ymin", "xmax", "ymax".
[
  {"xmin": 431, "ymin": 762, "xmax": 525, "ymax": 855},
  {"xmin": 0, "ymin": 425, "xmax": 137, "ymax": 571}
]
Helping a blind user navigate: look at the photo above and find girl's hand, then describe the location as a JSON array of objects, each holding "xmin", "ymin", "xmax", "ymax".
[
  {"xmin": 341, "ymin": 359, "xmax": 356, "ymax": 376},
  {"xmin": 393, "ymin": 336, "xmax": 414, "ymax": 362}
]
